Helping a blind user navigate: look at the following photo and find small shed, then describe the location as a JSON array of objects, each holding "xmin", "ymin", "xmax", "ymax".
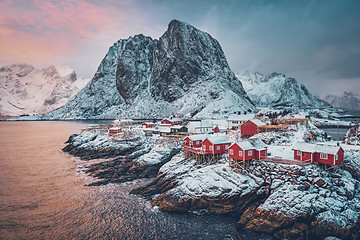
[
  {"xmin": 142, "ymin": 122, "xmax": 155, "ymax": 128},
  {"xmin": 240, "ymin": 119, "xmax": 267, "ymax": 137},
  {"xmin": 213, "ymin": 126, "xmax": 220, "ymax": 133},
  {"xmin": 109, "ymin": 127, "xmax": 121, "ymax": 135}
]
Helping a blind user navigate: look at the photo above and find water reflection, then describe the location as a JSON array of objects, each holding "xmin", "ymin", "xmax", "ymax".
[{"xmin": 0, "ymin": 121, "xmax": 271, "ymax": 240}]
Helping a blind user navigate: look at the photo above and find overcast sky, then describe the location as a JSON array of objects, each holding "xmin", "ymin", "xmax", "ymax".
[{"xmin": 1, "ymin": 0, "xmax": 359, "ymax": 97}]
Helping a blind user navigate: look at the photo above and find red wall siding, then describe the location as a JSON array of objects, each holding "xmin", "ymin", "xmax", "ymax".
[
  {"xmin": 293, "ymin": 150, "xmax": 313, "ymax": 161},
  {"xmin": 229, "ymin": 144, "xmax": 241, "ymax": 160},
  {"xmin": 240, "ymin": 121, "xmax": 259, "ymax": 136},
  {"xmin": 335, "ymin": 148, "xmax": 344, "ymax": 165},
  {"xmin": 315, "ymin": 152, "xmax": 334, "ymax": 165},
  {"xmin": 183, "ymin": 137, "xmax": 191, "ymax": 146},
  {"xmin": 255, "ymin": 149, "xmax": 267, "ymax": 160},
  {"xmin": 259, "ymin": 150, "xmax": 267, "ymax": 159},
  {"xmin": 301, "ymin": 152, "xmax": 313, "ymax": 162},
  {"xmin": 202, "ymin": 139, "xmax": 213, "ymax": 154},
  {"xmin": 192, "ymin": 140, "xmax": 203, "ymax": 148},
  {"xmin": 294, "ymin": 150, "xmax": 301, "ymax": 160}
]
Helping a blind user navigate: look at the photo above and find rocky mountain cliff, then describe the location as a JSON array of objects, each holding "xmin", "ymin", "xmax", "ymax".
[
  {"xmin": 323, "ymin": 92, "xmax": 360, "ymax": 111},
  {"xmin": 237, "ymin": 71, "xmax": 330, "ymax": 109},
  {"xmin": 32, "ymin": 19, "xmax": 254, "ymax": 120},
  {"xmin": 0, "ymin": 64, "xmax": 88, "ymax": 116}
]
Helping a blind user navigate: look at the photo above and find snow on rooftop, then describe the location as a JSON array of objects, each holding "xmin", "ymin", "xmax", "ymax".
[
  {"xmin": 249, "ymin": 119, "xmax": 267, "ymax": 126},
  {"xmin": 206, "ymin": 135, "xmax": 230, "ymax": 144},
  {"xmin": 187, "ymin": 134, "xmax": 209, "ymax": 141},
  {"xmin": 232, "ymin": 139, "xmax": 267, "ymax": 150},
  {"xmin": 293, "ymin": 142, "xmax": 341, "ymax": 155}
]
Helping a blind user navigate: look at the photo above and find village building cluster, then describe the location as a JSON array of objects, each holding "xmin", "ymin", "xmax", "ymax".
[{"xmin": 105, "ymin": 113, "xmax": 344, "ymax": 171}]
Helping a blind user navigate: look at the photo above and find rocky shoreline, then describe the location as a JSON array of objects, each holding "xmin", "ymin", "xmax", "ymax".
[{"xmin": 63, "ymin": 129, "xmax": 360, "ymax": 240}]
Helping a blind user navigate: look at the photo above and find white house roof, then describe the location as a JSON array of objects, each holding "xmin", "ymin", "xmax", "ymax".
[
  {"xmin": 249, "ymin": 119, "xmax": 267, "ymax": 126},
  {"xmin": 206, "ymin": 135, "xmax": 231, "ymax": 145},
  {"xmin": 231, "ymin": 139, "xmax": 267, "ymax": 150},
  {"xmin": 170, "ymin": 125, "xmax": 186, "ymax": 129},
  {"xmin": 292, "ymin": 142, "xmax": 341, "ymax": 155},
  {"xmin": 188, "ymin": 134, "xmax": 208, "ymax": 141},
  {"xmin": 227, "ymin": 114, "xmax": 255, "ymax": 122},
  {"xmin": 315, "ymin": 144, "xmax": 342, "ymax": 155},
  {"xmin": 143, "ymin": 122, "xmax": 154, "ymax": 125},
  {"xmin": 109, "ymin": 127, "xmax": 121, "ymax": 130},
  {"xmin": 292, "ymin": 142, "xmax": 317, "ymax": 153}
]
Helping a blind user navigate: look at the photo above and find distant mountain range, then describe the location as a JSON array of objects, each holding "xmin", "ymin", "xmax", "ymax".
[
  {"xmin": 15, "ymin": 20, "xmax": 330, "ymax": 120},
  {"xmin": 0, "ymin": 64, "xmax": 88, "ymax": 117},
  {"xmin": 237, "ymin": 71, "xmax": 330, "ymax": 109},
  {"xmin": 323, "ymin": 92, "xmax": 360, "ymax": 111}
]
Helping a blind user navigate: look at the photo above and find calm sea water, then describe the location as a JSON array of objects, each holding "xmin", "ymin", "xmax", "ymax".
[{"xmin": 0, "ymin": 121, "xmax": 271, "ymax": 240}]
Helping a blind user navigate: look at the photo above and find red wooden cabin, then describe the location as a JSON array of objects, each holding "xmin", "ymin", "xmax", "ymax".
[
  {"xmin": 142, "ymin": 122, "xmax": 155, "ymax": 128},
  {"xmin": 201, "ymin": 135, "xmax": 231, "ymax": 154},
  {"xmin": 229, "ymin": 139, "xmax": 267, "ymax": 161},
  {"xmin": 292, "ymin": 142, "xmax": 344, "ymax": 165},
  {"xmin": 240, "ymin": 119, "xmax": 267, "ymax": 137},
  {"xmin": 213, "ymin": 126, "xmax": 220, "ymax": 133},
  {"xmin": 160, "ymin": 117, "xmax": 183, "ymax": 127},
  {"xmin": 183, "ymin": 134, "xmax": 208, "ymax": 148},
  {"xmin": 108, "ymin": 127, "xmax": 121, "ymax": 135}
]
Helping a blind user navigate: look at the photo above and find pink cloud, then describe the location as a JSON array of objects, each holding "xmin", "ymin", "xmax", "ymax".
[{"xmin": 0, "ymin": 0, "xmax": 151, "ymax": 67}]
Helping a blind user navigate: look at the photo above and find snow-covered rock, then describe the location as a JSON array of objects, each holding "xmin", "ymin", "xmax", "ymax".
[
  {"xmin": 237, "ymin": 71, "xmax": 330, "ymax": 109},
  {"xmin": 0, "ymin": 63, "xmax": 88, "ymax": 116},
  {"xmin": 344, "ymin": 124, "xmax": 360, "ymax": 145},
  {"xmin": 24, "ymin": 20, "xmax": 254, "ymax": 120}
]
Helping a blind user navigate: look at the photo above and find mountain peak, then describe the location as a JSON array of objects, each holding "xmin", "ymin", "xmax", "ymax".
[{"xmin": 34, "ymin": 20, "xmax": 253, "ymax": 120}]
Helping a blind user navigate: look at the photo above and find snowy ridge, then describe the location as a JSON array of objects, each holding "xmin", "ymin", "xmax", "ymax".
[
  {"xmin": 323, "ymin": 92, "xmax": 360, "ymax": 111},
  {"xmin": 0, "ymin": 64, "xmax": 89, "ymax": 116},
  {"xmin": 23, "ymin": 20, "xmax": 254, "ymax": 120},
  {"xmin": 237, "ymin": 71, "xmax": 330, "ymax": 109}
]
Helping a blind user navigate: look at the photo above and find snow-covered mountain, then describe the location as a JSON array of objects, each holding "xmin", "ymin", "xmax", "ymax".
[
  {"xmin": 323, "ymin": 92, "xmax": 360, "ymax": 111},
  {"xmin": 0, "ymin": 64, "xmax": 89, "ymax": 116},
  {"xmin": 32, "ymin": 19, "xmax": 254, "ymax": 120},
  {"xmin": 237, "ymin": 71, "xmax": 330, "ymax": 109}
]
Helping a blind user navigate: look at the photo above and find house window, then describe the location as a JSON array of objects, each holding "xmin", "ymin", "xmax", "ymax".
[
  {"xmin": 225, "ymin": 145, "xmax": 229, "ymax": 150},
  {"xmin": 320, "ymin": 153, "xmax": 327, "ymax": 159},
  {"xmin": 229, "ymin": 149, "xmax": 233, "ymax": 155},
  {"xmin": 216, "ymin": 145, "xmax": 220, "ymax": 150},
  {"xmin": 232, "ymin": 121, "xmax": 238, "ymax": 124},
  {"xmin": 248, "ymin": 150, "xmax": 253, "ymax": 156},
  {"xmin": 209, "ymin": 146, "xmax": 213, "ymax": 151},
  {"xmin": 335, "ymin": 154, "xmax": 338, "ymax": 161},
  {"xmin": 239, "ymin": 151, "xmax": 242, "ymax": 156},
  {"xmin": 196, "ymin": 141, "xmax": 199, "ymax": 145},
  {"xmin": 297, "ymin": 151, "xmax": 301, "ymax": 156},
  {"xmin": 202, "ymin": 145, "xmax": 206, "ymax": 150}
]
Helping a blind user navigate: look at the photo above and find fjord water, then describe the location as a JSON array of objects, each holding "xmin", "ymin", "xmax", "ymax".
[{"xmin": 0, "ymin": 121, "xmax": 271, "ymax": 240}]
